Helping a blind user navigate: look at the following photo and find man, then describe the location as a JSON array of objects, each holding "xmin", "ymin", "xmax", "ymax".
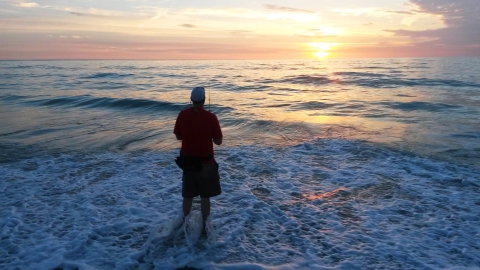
[{"xmin": 173, "ymin": 86, "xmax": 222, "ymax": 231}]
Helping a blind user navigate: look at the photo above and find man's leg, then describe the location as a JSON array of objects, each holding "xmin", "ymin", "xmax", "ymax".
[
  {"xmin": 183, "ymin": 197, "xmax": 193, "ymax": 217},
  {"xmin": 200, "ymin": 197, "xmax": 210, "ymax": 225},
  {"xmin": 182, "ymin": 170, "xmax": 195, "ymax": 218}
]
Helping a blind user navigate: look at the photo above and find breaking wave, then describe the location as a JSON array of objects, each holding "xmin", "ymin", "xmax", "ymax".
[{"xmin": 25, "ymin": 95, "xmax": 234, "ymax": 115}]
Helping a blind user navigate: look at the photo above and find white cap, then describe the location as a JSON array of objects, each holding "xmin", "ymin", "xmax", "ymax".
[{"xmin": 191, "ymin": 87, "xmax": 205, "ymax": 102}]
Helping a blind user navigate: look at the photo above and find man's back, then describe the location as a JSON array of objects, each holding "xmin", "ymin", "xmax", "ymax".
[{"xmin": 174, "ymin": 107, "xmax": 222, "ymax": 158}]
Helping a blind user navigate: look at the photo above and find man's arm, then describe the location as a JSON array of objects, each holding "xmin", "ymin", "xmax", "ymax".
[
  {"xmin": 174, "ymin": 111, "xmax": 182, "ymax": 140},
  {"xmin": 213, "ymin": 137, "xmax": 222, "ymax": 145},
  {"xmin": 212, "ymin": 114, "xmax": 222, "ymax": 146}
]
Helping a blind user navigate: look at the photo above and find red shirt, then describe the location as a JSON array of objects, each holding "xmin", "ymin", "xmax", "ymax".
[{"xmin": 174, "ymin": 107, "xmax": 222, "ymax": 157}]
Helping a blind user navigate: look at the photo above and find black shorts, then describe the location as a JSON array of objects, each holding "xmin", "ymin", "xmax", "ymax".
[{"xmin": 182, "ymin": 161, "xmax": 221, "ymax": 198}]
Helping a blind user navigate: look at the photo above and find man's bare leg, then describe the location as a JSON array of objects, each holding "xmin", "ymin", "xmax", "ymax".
[
  {"xmin": 183, "ymin": 197, "xmax": 193, "ymax": 218},
  {"xmin": 200, "ymin": 197, "xmax": 210, "ymax": 231}
]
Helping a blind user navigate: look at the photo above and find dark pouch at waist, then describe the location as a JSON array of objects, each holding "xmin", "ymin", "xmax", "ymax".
[{"xmin": 175, "ymin": 154, "xmax": 213, "ymax": 172}]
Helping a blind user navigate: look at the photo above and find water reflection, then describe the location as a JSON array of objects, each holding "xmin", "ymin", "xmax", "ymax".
[{"xmin": 306, "ymin": 187, "xmax": 350, "ymax": 201}]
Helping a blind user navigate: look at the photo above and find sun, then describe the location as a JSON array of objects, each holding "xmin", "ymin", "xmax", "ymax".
[
  {"xmin": 308, "ymin": 42, "xmax": 337, "ymax": 59},
  {"xmin": 314, "ymin": 51, "xmax": 329, "ymax": 58}
]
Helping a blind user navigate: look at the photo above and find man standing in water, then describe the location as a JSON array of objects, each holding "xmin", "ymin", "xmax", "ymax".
[{"xmin": 174, "ymin": 87, "xmax": 222, "ymax": 232}]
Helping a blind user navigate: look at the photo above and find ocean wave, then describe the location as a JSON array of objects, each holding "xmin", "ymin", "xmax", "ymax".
[
  {"xmin": 0, "ymin": 73, "xmax": 21, "ymax": 80},
  {"xmin": 377, "ymin": 101, "xmax": 461, "ymax": 112},
  {"xmin": 41, "ymin": 96, "xmax": 181, "ymax": 110},
  {"xmin": 280, "ymin": 74, "xmax": 480, "ymax": 88},
  {"xmin": 291, "ymin": 101, "xmax": 337, "ymax": 110},
  {"xmin": 154, "ymin": 73, "xmax": 194, "ymax": 78},
  {"xmin": 248, "ymin": 98, "xmax": 463, "ymax": 115},
  {"xmin": 380, "ymin": 78, "xmax": 480, "ymax": 88},
  {"xmin": 354, "ymin": 66, "xmax": 395, "ymax": 70},
  {"xmin": 25, "ymin": 95, "xmax": 234, "ymax": 115},
  {"xmin": 7, "ymin": 65, "xmax": 34, "ymax": 69},
  {"xmin": 0, "ymin": 95, "xmax": 29, "ymax": 101},
  {"xmin": 396, "ymin": 94, "xmax": 416, "ymax": 97},
  {"xmin": 451, "ymin": 131, "xmax": 480, "ymax": 139},
  {"xmin": 440, "ymin": 148, "xmax": 480, "ymax": 160},
  {"xmin": 7, "ymin": 64, "xmax": 61, "ymax": 70},
  {"xmin": 266, "ymin": 103, "xmax": 291, "ymax": 108},
  {"xmin": 81, "ymin": 72, "xmax": 135, "ymax": 79},
  {"xmin": 114, "ymin": 65, "xmax": 138, "ymax": 70},
  {"xmin": 289, "ymin": 102, "xmax": 370, "ymax": 113},
  {"xmin": 400, "ymin": 65, "xmax": 430, "ymax": 69},
  {"xmin": 267, "ymin": 92, "xmax": 292, "ymax": 96},
  {"xmin": 281, "ymin": 75, "xmax": 335, "ymax": 85},
  {"xmin": 94, "ymin": 82, "xmax": 130, "ymax": 90},
  {"xmin": 209, "ymin": 81, "xmax": 271, "ymax": 91},
  {"xmin": 334, "ymin": 71, "xmax": 387, "ymax": 77}
]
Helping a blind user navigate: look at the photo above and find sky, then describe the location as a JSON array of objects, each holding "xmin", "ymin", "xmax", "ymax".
[{"xmin": 0, "ymin": 0, "xmax": 479, "ymax": 60}]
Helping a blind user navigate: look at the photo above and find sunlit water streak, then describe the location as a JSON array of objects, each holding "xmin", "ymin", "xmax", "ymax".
[{"xmin": 0, "ymin": 59, "xmax": 479, "ymax": 269}]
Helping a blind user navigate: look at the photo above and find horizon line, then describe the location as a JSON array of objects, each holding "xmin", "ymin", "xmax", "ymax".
[{"xmin": 1, "ymin": 55, "xmax": 479, "ymax": 61}]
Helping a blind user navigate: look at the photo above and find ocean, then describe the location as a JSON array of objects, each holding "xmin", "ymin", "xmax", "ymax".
[{"xmin": 1, "ymin": 58, "xmax": 479, "ymax": 269}]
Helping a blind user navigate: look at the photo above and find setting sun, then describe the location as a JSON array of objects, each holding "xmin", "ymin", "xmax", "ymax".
[
  {"xmin": 308, "ymin": 42, "xmax": 338, "ymax": 58},
  {"xmin": 314, "ymin": 51, "xmax": 330, "ymax": 58}
]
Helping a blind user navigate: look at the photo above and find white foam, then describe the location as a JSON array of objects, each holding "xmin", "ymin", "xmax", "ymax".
[{"xmin": 1, "ymin": 139, "xmax": 479, "ymax": 269}]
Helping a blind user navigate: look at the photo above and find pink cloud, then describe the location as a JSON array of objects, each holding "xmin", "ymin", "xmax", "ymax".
[{"xmin": 386, "ymin": 0, "xmax": 480, "ymax": 51}]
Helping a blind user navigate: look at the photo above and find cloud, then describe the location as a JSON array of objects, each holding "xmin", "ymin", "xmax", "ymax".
[
  {"xmin": 387, "ymin": 0, "xmax": 480, "ymax": 47},
  {"xmin": 10, "ymin": 2, "xmax": 135, "ymax": 18},
  {"xmin": 179, "ymin": 8, "xmax": 320, "ymax": 23},
  {"xmin": 386, "ymin": 10, "xmax": 416, "ymax": 15},
  {"xmin": 262, "ymin": 4, "xmax": 314, "ymax": 14},
  {"xmin": 16, "ymin": 2, "xmax": 38, "ymax": 8},
  {"xmin": 148, "ymin": 8, "xmax": 169, "ymax": 21},
  {"xmin": 67, "ymin": 9, "xmax": 130, "ymax": 18},
  {"xmin": 330, "ymin": 8, "xmax": 382, "ymax": 17},
  {"xmin": 330, "ymin": 7, "xmax": 422, "ymax": 18},
  {"xmin": 87, "ymin": 8, "xmax": 125, "ymax": 17},
  {"xmin": 229, "ymin": 30, "xmax": 251, "ymax": 34},
  {"xmin": 300, "ymin": 26, "xmax": 343, "ymax": 38},
  {"xmin": 179, "ymin": 24, "xmax": 196, "ymax": 28},
  {"xmin": 409, "ymin": 0, "xmax": 479, "ymax": 26},
  {"xmin": 0, "ymin": 8, "xmax": 20, "ymax": 13}
]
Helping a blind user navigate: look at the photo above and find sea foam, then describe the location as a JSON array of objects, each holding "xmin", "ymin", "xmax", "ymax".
[{"xmin": 1, "ymin": 139, "xmax": 479, "ymax": 269}]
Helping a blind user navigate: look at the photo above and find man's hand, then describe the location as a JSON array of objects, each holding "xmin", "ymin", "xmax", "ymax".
[
  {"xmin": 176, "ymin": 134, "xmax": 182, "ymax": 140},
  {"xmin": 213, "ymin": 137, "xmax": 222, "ymax": 145}
]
